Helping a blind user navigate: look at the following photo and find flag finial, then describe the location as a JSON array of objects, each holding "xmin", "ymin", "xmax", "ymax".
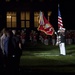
[{"xmin": 58, "ymin": 4, "xmax": 59, "ymax": 7}]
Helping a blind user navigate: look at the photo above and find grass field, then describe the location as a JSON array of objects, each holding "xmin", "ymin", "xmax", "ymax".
[{"xmin": 20, "ymin": 42, "xmax": 75, "ymax": 73}]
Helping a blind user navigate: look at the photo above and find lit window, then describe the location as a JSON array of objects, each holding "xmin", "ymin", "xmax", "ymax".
[
  {"xmin": 12, "ymin": 17, "xmax": 16, "ymax": 27},
  {"xmin": 21, "ymin": 12, "xmax": 25, "ymax": 20},
  {"xmin": 48, "ymin": 11, "xmax": 52, "ymax": 21},
  {"xmin": 6, "ymin": 12, "xmax": 16, "ymax": 28},
  {"xmin": 34, "ymin": 12, "xmax": 39, "ymax": 27},
  {"xmin": 26, "ymin": 12, "xmax": 30, "ymax": 20},
  {"xmin": 21, "ymin": 21, "xmax": 25, "ymax": 28},
  {"xmin": 21, "ymin": 12, "xmax": 30, "ymax": 28},
  {"xmin": 26, "ymin": 21, "xmax": 30, "ymax": 28}
]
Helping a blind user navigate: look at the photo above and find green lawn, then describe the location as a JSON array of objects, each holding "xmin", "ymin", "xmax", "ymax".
[{"xmin": 20, "ymin": 43, "xmax": 75, "ymax": 73}]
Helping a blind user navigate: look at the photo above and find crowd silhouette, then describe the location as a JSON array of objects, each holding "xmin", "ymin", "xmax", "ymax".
[{"xmin": 0, "ymin": 28, "xmax": 22, "ymax": 75}]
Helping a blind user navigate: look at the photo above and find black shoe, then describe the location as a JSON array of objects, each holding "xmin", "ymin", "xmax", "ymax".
[{"xmin": 60, "ymin": 54, "xmax": 65, "ymax": 56}]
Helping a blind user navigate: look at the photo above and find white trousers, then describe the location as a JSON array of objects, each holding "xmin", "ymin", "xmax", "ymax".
[{"xmin": 59, "ymin": 43, "xmax": 66, "ymax": 55}]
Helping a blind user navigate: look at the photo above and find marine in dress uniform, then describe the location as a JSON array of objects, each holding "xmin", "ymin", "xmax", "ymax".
[{"xmin": 56, "ymin": 27, "xmax": 66, "ymax": 55}]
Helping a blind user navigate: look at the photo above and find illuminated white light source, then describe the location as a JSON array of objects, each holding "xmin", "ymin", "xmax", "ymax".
[{"xmin": 7, "ymin": 16, "xmax": 11, "ymax": 18}]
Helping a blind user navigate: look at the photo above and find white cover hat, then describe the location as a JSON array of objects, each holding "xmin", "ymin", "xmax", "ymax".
[{"xmin": 58, "ymin": 27, "xmax": 65, "ymax": 32}]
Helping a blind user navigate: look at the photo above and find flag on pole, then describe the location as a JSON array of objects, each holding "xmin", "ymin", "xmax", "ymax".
[
  {"xmin": 58, "ymin": 5, "xmax": 63, "ymax": 28},
  {"xmin": 37, "ymin": 11, "xmax": 54, "ymax": 36},
  {"xmin": 58, "ymin": 5, "xmax": 66, "ymax": 32}
]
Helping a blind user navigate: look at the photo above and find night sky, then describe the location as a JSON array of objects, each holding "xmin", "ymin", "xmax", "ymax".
[{"xmin": 58, "ymin": 0, "xmax": 75, "ymax": 30}]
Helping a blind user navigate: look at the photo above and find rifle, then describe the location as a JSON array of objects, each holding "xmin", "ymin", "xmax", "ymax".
[{"xmin": 55, "ymin": 31, "xmax": 61, "ymax": 46}]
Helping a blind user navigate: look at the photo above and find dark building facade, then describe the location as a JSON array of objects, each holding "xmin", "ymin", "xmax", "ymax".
[{"xmin": 0, "ymin": 0, "xmax": 58, "ymax": 31}]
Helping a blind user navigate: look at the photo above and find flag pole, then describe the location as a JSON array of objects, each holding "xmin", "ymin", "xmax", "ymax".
[{"xmin": 58, "ymin": 4, "xmax": 59, "ymax": 7}]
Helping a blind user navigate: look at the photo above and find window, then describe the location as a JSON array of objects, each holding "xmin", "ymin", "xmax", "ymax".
[
  {"xmin": 6, "ymin": 12, "xmax": 16, "ymax": 28},
  {"xmin": 34, "ymin": 12, "xmax": 39, "ymax": 27},
  {"xmin": 48, "ymin": 11, "xmax": 52, "ymax": 21},
  {"xmin": 21, "ymin": 12, "xmax": 30, "ymax": 28}
]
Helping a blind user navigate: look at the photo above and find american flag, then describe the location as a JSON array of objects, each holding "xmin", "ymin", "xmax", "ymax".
[{"xmin": 58, "ymin": 6, "xmax": 63, "ymax": 28}]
